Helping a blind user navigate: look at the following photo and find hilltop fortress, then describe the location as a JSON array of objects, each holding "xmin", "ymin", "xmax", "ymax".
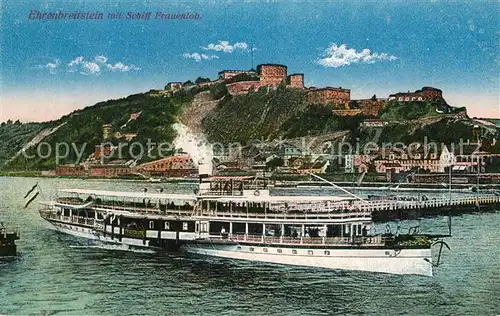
[{"xmin": 160, "ymin": 63, "xmax": 449, "ymax": 117}]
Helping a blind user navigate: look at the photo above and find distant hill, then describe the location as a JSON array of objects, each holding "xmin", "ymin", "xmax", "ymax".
[
  {"xmin": 2, "ymin": 91, "xmax": 197, "ymax": 170},
  {"xmin": 0, "ymin": 122, "xmax": 47, "ymax": 166},
  {"xmin": 1, "ymin": 83, "xmax": 497, "ymax": 171}
]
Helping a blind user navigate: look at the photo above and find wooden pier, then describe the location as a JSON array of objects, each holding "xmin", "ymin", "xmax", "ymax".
[{"xmin": 368, "ymin": 195, "xmax": 500, "ymax": 221}]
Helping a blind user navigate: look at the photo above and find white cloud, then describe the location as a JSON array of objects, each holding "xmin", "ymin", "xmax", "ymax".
[
  {"xmin": 42, "ymin": 59, "xmax": 60, "ymax": 74},
  {"xmin": 39, "ymin": 55, "xmax": 141, "ymax": 75},
  {"xmin": 202, "ymin": 40, "xmax": 251, "ymax": 53},
  {"xmin": 81, "ymin": 62, "xmax": 101, "ymax": 75},
  {"xmin": 183, "ymin": 40, "xmax": 253, "ymax": 62},
  {"xmin": 106, "ymin": 62, "xmax": 141, "ymax": 72},
  {"xmin": 38, "ymin": 59, "xmax": 60, "ymax": 74},
  {"xmin": 316, "ymin": 43, "xmax": 398, "ymax": 68},
  {"xmin": 68, "ymin": 56, "xmax": 84, "ymax": 67},
  {"xmin": 67, "ymin": 56, "xmax": 84, "ymax": 72},
  {"xmin": 94, "ymin": 55, "xmax": 108, "ymax": 64},
  {"xmin": 183, "ymin": 52, "xmax": 219, "ymax": 62}
]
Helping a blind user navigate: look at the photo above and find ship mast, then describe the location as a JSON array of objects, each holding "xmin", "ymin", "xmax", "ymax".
[{"xmin": 308, "ymin": 173, "xmax": 368, "ymax": 203}]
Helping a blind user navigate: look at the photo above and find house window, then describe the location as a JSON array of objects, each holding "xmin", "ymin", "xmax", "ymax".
[
  {"xmin": 164, "ymin": 222, "xmax": 170, "ymax": 230},
  {"xmin": 324, "ymin": 250, "xmax": 330, "ymax": 256},
  {"xmin": 277, "ymin": 249, "xmax": 283, "ymax": 254},
  {"xmin": 292, "ymin": 250, "xmax": 297, "ymax": 254},
  {"xmin": 149, "ymin": 221, "xmax": 154, "ymax": 229},
  {"xmin": 308, "ymin": 250, "xmax": 314, "ymax": 255},
  {"xmin": 182, "ymin": 222, "xmax": 188, "ymax": 231},
  {"xmin": 263, "ymin": 248, "xmax": 268, "ymax": 253}
]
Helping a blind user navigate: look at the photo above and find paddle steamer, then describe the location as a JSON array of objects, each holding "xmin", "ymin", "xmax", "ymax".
[{"xmin": 39, "ymin": 176, "xmax": 448, "ymax": 276}]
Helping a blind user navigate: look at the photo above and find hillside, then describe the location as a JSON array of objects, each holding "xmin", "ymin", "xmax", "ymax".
[
  {"xmin": 1, "ymin": 84, "xmax": 497, "ymax": 171},
  {"xmin": 3, "ymin": 91, "xmax": 196, "ymax": 170},
  {"xmin": 202, "ymin": 84, "xmax": 371, "ymax": 144},
  {"xmin": 379, "ymin": 100, "xmax": 465, "ymax": 121},
  {"xmin": 359, "ymin": 116, "xmax": 484, "ymax": 146},
  {"xmin": 0, "ymin": 122, "xmax": 48, "ymax": 166}
]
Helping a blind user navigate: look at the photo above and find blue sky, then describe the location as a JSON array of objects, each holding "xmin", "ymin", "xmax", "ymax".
[{"xmin": 1, "ymin": 0, "xmax": 499, "ymax": 121}]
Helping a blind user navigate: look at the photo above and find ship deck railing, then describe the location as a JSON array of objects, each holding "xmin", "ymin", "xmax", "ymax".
[
  {"xmin": 52, "ymin": 195, "xmax": 500, "ymax": 219},
  {"xmin": 55, "ymin": 200, "xmax": 194, "ymax": 215},
  {"xmin": 356, "ymin": 195, "xmax": 500, "ymax": 212},
  {"xmin": 39, "ymin": 210, "xmax": 96, "ymax": 227},
  {"xmin": 197, "ymin": 210, "xmax": 371, "ymax": 221},
  {"xmin": 208, "ymin": 233, "xmax": 387, "ymax": 247},
  {"xmin": 53, "ymin": 200, "xmax": 372, "ymax": 219}
]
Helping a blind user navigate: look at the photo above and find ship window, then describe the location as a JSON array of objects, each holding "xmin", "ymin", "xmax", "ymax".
[
  {"xmin": 324, "ymin": 250, "xmax": 330, "ymax": 256},
  {"xmin": 249, "ymin": 247, "xmax": 254, "ymax": 252},
  {"xmin": 183, "ymin": 222, "xmax": 188, "ymax": 231},
  {"xmin": 237, "ymin": 246, "xmax": 241, "ymax": 251},
  {"xmin": 308, "ymin": 250, "xmax": 314, "ymax": 255},
  {"xmin": 164, "ymin": 222, "xmax": 170, "ymax": 230},
  {"xmin": 292, "ymin": 250, "xmax": 297, "ymax": 254},
  {"xmin": 263, "ymin": 248, "xmax": 268, "ymax": 253},
  {"xmin": 149, "ymin": 221, "xmax": 154, "ymax": 229},
  {"xmin": 277, "ymin": 249, "xmax": 282, "ymax": 254}
]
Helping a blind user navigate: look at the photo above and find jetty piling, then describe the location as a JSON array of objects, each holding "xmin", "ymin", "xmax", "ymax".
[{"xmin": 369, "ymin": 195, "xmax": 500, "ymax": 221}]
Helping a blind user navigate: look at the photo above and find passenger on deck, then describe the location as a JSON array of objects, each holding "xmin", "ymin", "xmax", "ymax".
[{"xmin": 220, "ymin": 227, "xmax": 228, "ymax": 239}]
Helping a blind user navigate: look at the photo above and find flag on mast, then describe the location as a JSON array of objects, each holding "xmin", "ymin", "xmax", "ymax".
[
  {"xmin": 24, "ymin": 183, "xmax": 38, "ymax": 199},
  {"xmin": 24, "ymin": 183, "xmax": 40, "ymax": 208},
  {"xmin": 25, "ymin": 192, "xmax": 40, "ymax": 208}
]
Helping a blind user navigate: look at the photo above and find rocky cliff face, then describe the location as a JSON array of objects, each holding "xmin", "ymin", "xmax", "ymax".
[
  {"xmin": 179, "ymin": 91, "xmax": 221, "ymax": 135},
  {"xmin": 202, "ymin": 86, "xmax": 310, "ymax": 144}
]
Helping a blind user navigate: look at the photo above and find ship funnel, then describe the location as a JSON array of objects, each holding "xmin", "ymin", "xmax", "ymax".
[{"xmin": 199, "ymin": 162, "xmax": 212, "ymax": 177}]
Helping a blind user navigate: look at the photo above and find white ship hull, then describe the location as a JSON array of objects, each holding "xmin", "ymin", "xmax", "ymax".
[
  {"xmin": 50, "ymin": 220, "xmax": 97, "ymax": 240},
  {"xmin": 47, "ymin": 220, "xmax": 153, "ymax": 249},
  {"xmin": 184, "ymin": 243, "xmax": 433, "ymax": 276}
]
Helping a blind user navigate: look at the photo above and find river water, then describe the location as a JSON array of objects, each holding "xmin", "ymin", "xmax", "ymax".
[{"xmin": 1, "ymin": 177, "xmax": 499, "ymax": 315}]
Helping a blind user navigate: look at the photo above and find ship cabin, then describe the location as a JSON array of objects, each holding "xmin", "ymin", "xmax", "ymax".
[
  {"xmin": 199, "ymin": 176, "xmax": 271, "ymax": 197},
  {"xmin": 194, "ymin": 194, "xmax": 376, "ymax": 247},
  {"xmin": 41, "ymin": 189, "xmax": 201, "ymax": 248},
  {"xmin": 54, "ymin": 188, "xmax": 197, "ymax": 215}
]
